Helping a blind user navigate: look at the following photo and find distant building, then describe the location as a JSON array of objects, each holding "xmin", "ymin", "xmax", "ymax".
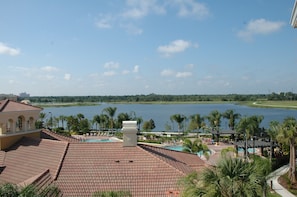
[
  {"xmin": 0, "ymin": 94, "xmax": 17, "ymax": 101},
  {"xmin": 19, "ymin": 92, "xmax": 30, "ymax": 98},
  {"xmin": 292, "ymin": 0, "xmax": 297, "ymax": 28}
]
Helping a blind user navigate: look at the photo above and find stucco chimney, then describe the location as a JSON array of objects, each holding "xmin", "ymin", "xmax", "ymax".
[{"xmin": 122, "ymin": 121, "xmax": 138, "ymax": 147}]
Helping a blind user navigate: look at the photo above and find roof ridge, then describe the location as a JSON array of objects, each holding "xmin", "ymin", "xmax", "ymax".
[
  {"xmin": 17, "ymin": 169, "xmax": 51, "ymax": 187},
  {"xmin": 0, "ymin": 99, "xmax": 9, "ymax": 112},
  {"xmin": 138, "ymin": 144, "xmax": 186, "ymax": 176},
  {"xmin": 41, "ymin": 129, "xmax": 81, "ymax": 143},
  {"xmin": 53, "ymin": 141, "xmax": 69, "ymax": 180}
]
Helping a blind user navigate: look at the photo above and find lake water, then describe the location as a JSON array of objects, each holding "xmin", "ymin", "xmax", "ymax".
[{"xmin": 42, "ymin": 103, "xmax": 297, "ymax": 131}]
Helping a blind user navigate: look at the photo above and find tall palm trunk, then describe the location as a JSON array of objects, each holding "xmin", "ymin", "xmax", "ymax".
[{"xmin": 289, "ymin": 139, "xmax": 296, "ymax": 184}]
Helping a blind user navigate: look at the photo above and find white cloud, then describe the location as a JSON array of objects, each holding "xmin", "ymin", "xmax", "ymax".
[
  {"xmin": 8, "ymin": 80, "xmax": 15, "ymax": 84},
  {"xmin": 44, "ymin": 75, "xmax": 55, "ymax": 80},
  {"xmin": 0, "ymin": 42, "xmax": 20, "ymax": 56},
  {"xmin": 237, "ymin": 18, "xmax": 285, "ymax": 41},
  {"xmin": 158, "ymin": 39, "xmax": 191, "ymax": 56},
  {"xmin": 174, "ymin": 0, "xmax": 209, "ymax": 20},
  {"xmin": 133, "ymin": 65, "xmax": 139, "ymax": 73},
  {"xmin": 122, "ymin": 70, "xmax": 130, "ymax": 74},
  {"xmin": 161, "ymin": 69, "xmax": 175, "ymax": 76},
  {"xmin": 104, "ymin": 61, "xmax": 120, "ymax": 69},
  {"xmin": 64, "ymin": 73, "xmax": 71, "ymax": 80},
  {"xmin": 41, "ymin": 66, "xmax": 58, "ymax": 72},
  {"xmin": 120, "ymin": 23, "xmax": 143, "ymax": 35},
  {"xmin": 185, "ymin": 64, "xmax": 194, "ymax": 69},
  {"xmin": 103, "ymin": 71, "xmax": 116, "ymax": 76},
  {"xmin": 96, "ymin": 16, "xmax": 113, "ymax": 29},
  {"xmin": 122, "ymin": 0, "xmax": 166, "ymax": 19},
  {"xmin": 176, "ymin": 71, "xmax": 192, "ymax": 78}
]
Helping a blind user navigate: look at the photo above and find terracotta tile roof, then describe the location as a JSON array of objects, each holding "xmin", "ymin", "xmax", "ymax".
[
  {"xmin": 55, "ymin": 142, "xmax": 205, "ymax": 197},
  {"xmin": 139, "ymin": 144, "xmax": 206, "ymax": 172},
  {"xmin": 41, "ymin": 129, "xmax": 81, "ymax": 143},
  {"xmin": 0, "ymin": 99, "xmax": 42, "ymax": 112},
  {"xmin": 0, "ymin": 151, "xmax": 6, "ymax": 167},
  {"xmin": 0, "ymin": 134, "xmax": 206, "ymax": 196},
  {"xmin": 0, "ymin": 137, "xmax": 68, "ymax": 185}
]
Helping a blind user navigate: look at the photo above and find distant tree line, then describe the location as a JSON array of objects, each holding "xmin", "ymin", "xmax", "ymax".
[{"xmin": 19, "ymin": 92, "xmax": 297, "ymax": 103}]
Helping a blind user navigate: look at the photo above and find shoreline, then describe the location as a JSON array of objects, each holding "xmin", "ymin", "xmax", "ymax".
[{"xmin": 34, "ymin": 100, "xmax": 297, "ymax": 110}]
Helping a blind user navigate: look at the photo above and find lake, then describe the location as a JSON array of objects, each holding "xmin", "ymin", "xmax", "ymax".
[{"xmin": 42, "ymin": 103, "xmax": 297, "ymax": 131}]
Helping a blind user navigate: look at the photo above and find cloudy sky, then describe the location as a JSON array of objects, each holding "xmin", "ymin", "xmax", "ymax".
[{"xmin": 1, "ymin": 0, "xmax": 296, "ymax": 96}]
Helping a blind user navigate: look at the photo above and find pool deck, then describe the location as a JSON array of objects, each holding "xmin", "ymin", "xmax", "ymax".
[{"xmin": 72, "ymin": 135, "xmax": 123, "ymax": 142}]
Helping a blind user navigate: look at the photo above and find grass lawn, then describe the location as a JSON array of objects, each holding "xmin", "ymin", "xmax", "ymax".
[
  {"xmin": 248, "ymin": 100, "xmax": 297, "ymax": 110},
  {"xmin": 278, "ymin": 173, "xmax": 297, "ymax": 195}
]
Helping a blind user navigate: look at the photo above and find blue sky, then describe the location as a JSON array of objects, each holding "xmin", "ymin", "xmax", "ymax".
[{"xmin": 1, "ymin": 0, "xmax": 296, "ymax": 96}]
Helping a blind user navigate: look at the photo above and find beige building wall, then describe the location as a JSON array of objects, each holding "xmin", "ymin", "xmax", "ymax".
[
  {"xmin": 0, "ymin": 100, "xmax": 42, "ymax": 150},
  {"xmin": 0, "ymin": 131, "xmax": 40, "ymax": 150}
]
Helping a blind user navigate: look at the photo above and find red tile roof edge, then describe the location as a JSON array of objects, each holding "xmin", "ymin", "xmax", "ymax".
[
  {"xmin": 0, "ymin": 99, "xmax": 9, "ymax": 112},
  {"xmin": 53, "ymin": 142, "xmax": 69, "ymax": 180},
  {"xmin": 0, "ymin": 99, "xmax": 43, "ymax": 112},
  {"xmin": 18, "ymin": 169, "xmax": 51, "ymax": 188},
  {"xmin": 138, "ymin": 144, "xmax": 188, "ymax": 176},
  {"xmin": 41, "ymin": 129, "xmax": 81, "ymax": 143}
]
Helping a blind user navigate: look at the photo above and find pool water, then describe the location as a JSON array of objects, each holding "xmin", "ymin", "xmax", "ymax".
[
  {"xmin": 164, "ymin": 145, "xmax": 210, "ymax": 157},
  {"xmin": 237, "ymin": 147, "xmax": 257, "ymax": 153},
  {"xmin": 85, "ymin": 138, "xmax": 116, "ymax": 142}
]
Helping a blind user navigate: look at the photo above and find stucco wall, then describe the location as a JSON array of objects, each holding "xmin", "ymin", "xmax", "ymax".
[{"xmin": 0, "ymin": 131, "xmax": 40, "ymax": 150}]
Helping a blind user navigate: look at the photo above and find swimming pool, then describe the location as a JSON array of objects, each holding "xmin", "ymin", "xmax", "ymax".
[
  {"xmin": 164, "ymin": 145, "xmax": 210, "ymax": 157},
  {"xmin": 84, "ymin": 138, "xmax": 117, "ymax": 142},
  {"xmin": 237, "ymin": 147, "xmax": 257, "ymax": 153}
]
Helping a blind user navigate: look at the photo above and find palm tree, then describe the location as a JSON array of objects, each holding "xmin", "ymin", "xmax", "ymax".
[
  {"xmin": 267, "ymin": 120, "xmax": 279, "ymax": 162},
  {"xmin": 207, "ymin": 110, "xmax": 221, "ymax": 143},
  {"xmin": 92, "ymin": 190, "xmax": 131, "ymax": 197},
  {"xmin": 100, "ymin": 114, "xmax": 109, "ymax": 130},
  {"xmin": 180, "ymin": 157, "xmax": 260, "ymax": 197},
  {"xmin": 236, "ymin": 116, "xmax": 258, "ymax": 159},
  {"xmin": 0, "ymin": 182, "xmax": 61, "ymax": 197},
  {"xmin": 93, "ymin": 115, "xmax": 101, "ymax": 131},
  {"xmin": 170, "ymin": 114, "xmax": 186, "ymax": 133},
  {"xmin": 103, "ymin": 107, "xmax": 117, "ymax": 130},
  {"xmin": 117, "ymin": 112, "xmax": 131, "ymax": 128},
  {"xmin": 252, "ymin": 157, "xmax": 272, "ymax": 197},
  {"xmin": 222, "ymin": 109, "xmax": 241, "ymax": 130},
  {"xmin": 59, "ymin": 115, "xmax": 67, "ymax": 129},
  {"xmin": 277, "ymin": 117, "xmax": 297, "ymax": 184},
  {"xmin": 188, "ymin": 114, "xmax": 204, "ymax": 133},
  {"xmin": 135, "ymin": 116, "xmax": 143, "ymax": 131},
  {"xmin": 182, "ymin": 138, "xmax": 209, "ymax": 159}
]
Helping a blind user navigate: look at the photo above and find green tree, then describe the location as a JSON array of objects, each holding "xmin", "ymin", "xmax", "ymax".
[
  {"xmin": 142, "ymin": 119, "xmax": 155, "ymax": 131},
  {"xmin": 180, "ymin": 157, "xmax": 270, "ymax": 197},
  {"xmin": 182, "ymin": 138, "xmax": 209, "ymax": 159},
  {"xmin": 188, "ymin": 114, "xmax": 205, "ymax": 132},
  {"xmin": 267, "ymin": 121, "xmax": 279, "ymax": 162},
  {"xmin": 92, "ymin": 190, "xmax": 131, "ymax": 197},
  {"xmin": 277, "ymin": 117, "xmax": 297, "ymax": 184},
  {"xmin": 67, "ymin": 115, "xmax": 80, "ymax": 132},
  {"xmin": 103, "ymin": 107, "xmax": 117, "ymax": 130},
  {"xmin": 135, "ymin": 116, "xmax": 143, "ymax": 131},
  {"xmin": 59, "ymin": 115, "xmax": 67, "ymax": 129},
  {"xmin": 100, "ymin": 114, "xmax": 109, "ymax": 130},
  {"xmin": 222, "ymin": 109, "xmax": 241, "ymax": 130},
  {"xmin": 207, "ymin": 110, "xmax": 221, "ymax": 131},
  {"xmin": 117, "ymin": 112, "xmax": 131, "ymax": 128},
  {"xmin": 93, "ymin": 115, "xmax": 101, "ymax": 131},
  {"xmin": 0, "ymin": 183, "xmax": 60, "ymax": 197},
  {"xmin": 170, "ymin": 114, "xmax": 186, "ymax": 133}
]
